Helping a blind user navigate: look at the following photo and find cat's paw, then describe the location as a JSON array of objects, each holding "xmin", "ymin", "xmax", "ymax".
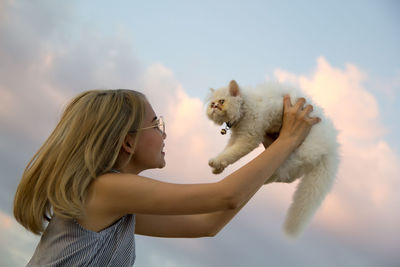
[
  {"xmin": 212, "ymin": 167, "xmax": 224, "ymax": 174},
  {"xmin": 208, "ymin": 158, "xmax": 228, "ymax": 174}
]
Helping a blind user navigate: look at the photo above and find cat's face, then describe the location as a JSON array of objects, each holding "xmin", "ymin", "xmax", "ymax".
[{"xmin": 206, "ymin": 80, "xmax": 243, "ymax": 125}]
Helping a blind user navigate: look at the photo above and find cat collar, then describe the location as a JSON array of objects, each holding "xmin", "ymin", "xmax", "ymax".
[{"xmin": 221, "ymin": 121, "xmax": 233, "ymax": 135}]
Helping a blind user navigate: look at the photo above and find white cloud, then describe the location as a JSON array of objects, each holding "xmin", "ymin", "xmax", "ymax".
[
  {"xmin": 0, "ymin": 87, "xmax": 16, "ymax": 120},
  {"xmin": 272, "ymin": 57, "xmax": 400, "ymax": 254},
  {"xmin": 275, "ymin": 57, "xmax": 385, "ymax": 142},
  {"xmin": 139, "ymin": 57, "xmax": 400, "ymax": 263},
  {"xmin": 0, "ymin": 211, "xmax": 39, "ymax": 266},
  {"xmin": 0, "ymin": 2, "xmax": 232, "ymax": 264},
  {"xmin": 1, "ymin": 0, "xmax": 399, "ymax": 265},
  {"xmin": 143, "ymin": 78, "xmax": 229, "ymax": 183},
  {"xmin": 142, "ymin": 63, "xmax": 181, "ymax": 116}
]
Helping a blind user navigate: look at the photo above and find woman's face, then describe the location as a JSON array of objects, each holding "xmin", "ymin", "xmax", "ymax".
[{"xmin": 130, "ymin": 101, "xmax": 167, "ymax": 172}]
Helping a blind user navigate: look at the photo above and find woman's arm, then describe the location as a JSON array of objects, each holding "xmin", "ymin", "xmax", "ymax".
[
  {"xmin": 135, "ymin": 163, "xmax": 264, "ymax": 238},
  {"xmin": 86, "ymin": 133, "xmax": 300, "ymax": 219},
  {"xmin": 135, "ymin": 206, "xmax": 249, "ymax": 238},
  {"xmin": 134, "ymin": 134, "xmax": 298, "ymax": 238},
  {"xmin": 83, "ymin": 96, "xmax": 319, "ymax": 229}
]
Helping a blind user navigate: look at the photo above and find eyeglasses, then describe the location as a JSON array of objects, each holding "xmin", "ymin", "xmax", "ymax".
[{"xmin": 130, "ymin": 116, "xmax": 165, "ymax": 135}]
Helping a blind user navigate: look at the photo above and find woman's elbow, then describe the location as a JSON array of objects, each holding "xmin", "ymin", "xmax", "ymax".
[
  {"xmin": 206, "ymin": 229, "xmax": 219, "ymax": 237},
  {"xmin": 215, "ymin": 181, "xmax": 244, "ymax": 211},
  {"xmin": 204, "ymin": 224, "xmax": 223, "ymax": 237},
  {"xmin": 220, "ymin": 191, "xmax": 242, "ymax": 211}
]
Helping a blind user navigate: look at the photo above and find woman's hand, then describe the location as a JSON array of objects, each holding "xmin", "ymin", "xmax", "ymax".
[{"xmin": 277, "ymin": 95, "xmax": 320, "ymax": 148}]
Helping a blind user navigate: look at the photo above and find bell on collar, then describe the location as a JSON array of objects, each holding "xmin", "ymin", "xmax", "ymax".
[{"xmin": 220, "ymin": 122, "xmax": 231, "ymax": 135}]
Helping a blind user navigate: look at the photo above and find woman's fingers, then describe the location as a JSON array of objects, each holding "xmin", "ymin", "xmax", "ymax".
[
  {"xmin": 284, "ymin": 95, "xmax": 321, "ymax": 123},
  {"xmin": 284, "ymin": 96, "xmax": 310, "ymax": 113},
  {"xmin": 307, "ymin": 116, "xmax": 321, "ymax": 125},
  {"xmin": 279, "ymin": 94, "xmax": 322, "ymax": 148},
  {"xmin": 300, "ymin": 103, "xmax": 321, "ymax": 125},
  {"xmin": 294, "ymin": 97, "xmax": 306, "ymax": 110},
  {"xmin": 283, "ymin": 95, "xmax": 292, "ymax": 110},
  {"xmin": 302, "ymin": 104, "xmax": 313, "ymax": 113},
  {"xmin": 284, "ymin": 95, "xmax": 321, "ymax": 125}
]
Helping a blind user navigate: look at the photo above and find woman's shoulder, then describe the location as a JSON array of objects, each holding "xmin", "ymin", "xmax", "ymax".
[
  {"xmin": 92, "ymin": 171, "xmax": 140, "ymax": 190},
  {"xmin": 79, "ymin": 172, "xmax": 137, "ymax": 232}
]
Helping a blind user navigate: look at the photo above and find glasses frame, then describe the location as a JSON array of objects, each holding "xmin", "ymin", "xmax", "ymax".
[{"xmin": 129, "ymin": 116, "xmax": 165, "ymax": 135}]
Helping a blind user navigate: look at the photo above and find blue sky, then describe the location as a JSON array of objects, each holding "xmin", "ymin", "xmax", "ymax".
[
  {"xmin": 73, "ymin": 1, "xmax": 399, "ymax": 80},
  {"xmin": 74, "ymin": 0, "xmax": 400, "ymax": 151},
  {"xmin": 0, "ymin": 1, "xmax": 399, "ymax": 266}
]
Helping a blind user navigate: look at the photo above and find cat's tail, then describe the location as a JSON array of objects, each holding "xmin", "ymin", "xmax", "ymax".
[{"xmin": 283, "ymin": 154, "xmax": 338, "ymax": 239}]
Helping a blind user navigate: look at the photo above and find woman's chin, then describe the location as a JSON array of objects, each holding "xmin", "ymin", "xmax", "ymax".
[
  {"xmin": 158, "ymin": 162, "xmax": 166, "ymax": 169},
  {"xmin": 158, "ymin": 154, "xmax": 166, "ymax": 168}
]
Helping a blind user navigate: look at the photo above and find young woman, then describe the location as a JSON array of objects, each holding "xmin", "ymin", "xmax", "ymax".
[{"xmin": 14, "ymin": 89, "xmax": 319, "ymax": 266}]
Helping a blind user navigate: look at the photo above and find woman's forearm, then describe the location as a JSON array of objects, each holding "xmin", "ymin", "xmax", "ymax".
[
  {"xmin": 202, "ymin": 137, "xmax": 296, "ymax": 236},
  {"xmin": 220, "ymin": 137, "xmax": 297, "ymax": 209},
  {"xmin": 200, "ymin": 190, "xmax": 254, "ymax": 236},
  {"xmin": 200, "ymin": 137, "xmax": 296, "ymax": 236}
]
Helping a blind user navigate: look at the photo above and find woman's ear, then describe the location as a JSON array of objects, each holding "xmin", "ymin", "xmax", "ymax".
[{"xmin": 121, "ymin": 134, "xmax": 135, "ymax": 154}]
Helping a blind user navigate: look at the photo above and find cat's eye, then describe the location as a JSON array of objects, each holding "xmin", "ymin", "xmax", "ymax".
[
  {"xmin": 219, "ymin": 99, "xmax": 225, "ymax": 105},
  {"xmin": 210, "ymin": 102, "xmax": 215, "ymax": 107}
]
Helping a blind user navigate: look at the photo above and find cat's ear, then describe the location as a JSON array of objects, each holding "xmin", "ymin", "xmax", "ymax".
[
  {"xmin": 209, "ymin": 88, "xmax": 215, "ymax": 93},
  {"xmin": 229, "ymin": 80, "xmax": 240, "ymax": 97}
]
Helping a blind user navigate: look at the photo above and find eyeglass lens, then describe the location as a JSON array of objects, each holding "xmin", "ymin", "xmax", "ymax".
[{"xmin": 158, "ymin": 117, "xmax": 165, "ymax": 134}]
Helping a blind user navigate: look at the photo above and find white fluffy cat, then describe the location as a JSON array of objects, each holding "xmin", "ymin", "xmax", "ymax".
[{"xmin": 206, "ymin": 80, "xmax": 339, "ymax": 238}]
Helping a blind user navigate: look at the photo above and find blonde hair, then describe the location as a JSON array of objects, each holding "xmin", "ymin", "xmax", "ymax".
[{"xmin": 13, "ymin": 89, "xmax": 147, "ymax": 235}]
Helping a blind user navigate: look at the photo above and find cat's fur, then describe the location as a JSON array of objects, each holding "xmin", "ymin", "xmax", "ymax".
[{"xmin": 206, "ymin": 80, "xmax": 339, "ymax": 238}]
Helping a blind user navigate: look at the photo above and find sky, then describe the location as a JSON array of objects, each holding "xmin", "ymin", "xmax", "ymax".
[{"xmin": 0, "ymin": 0, "xmax": 399, "ymax": 266}]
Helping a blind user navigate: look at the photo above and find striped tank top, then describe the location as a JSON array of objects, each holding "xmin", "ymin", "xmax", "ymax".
[{"xmin": 27, "ymin": 214, "xmax": 136, "ymax": 266}]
